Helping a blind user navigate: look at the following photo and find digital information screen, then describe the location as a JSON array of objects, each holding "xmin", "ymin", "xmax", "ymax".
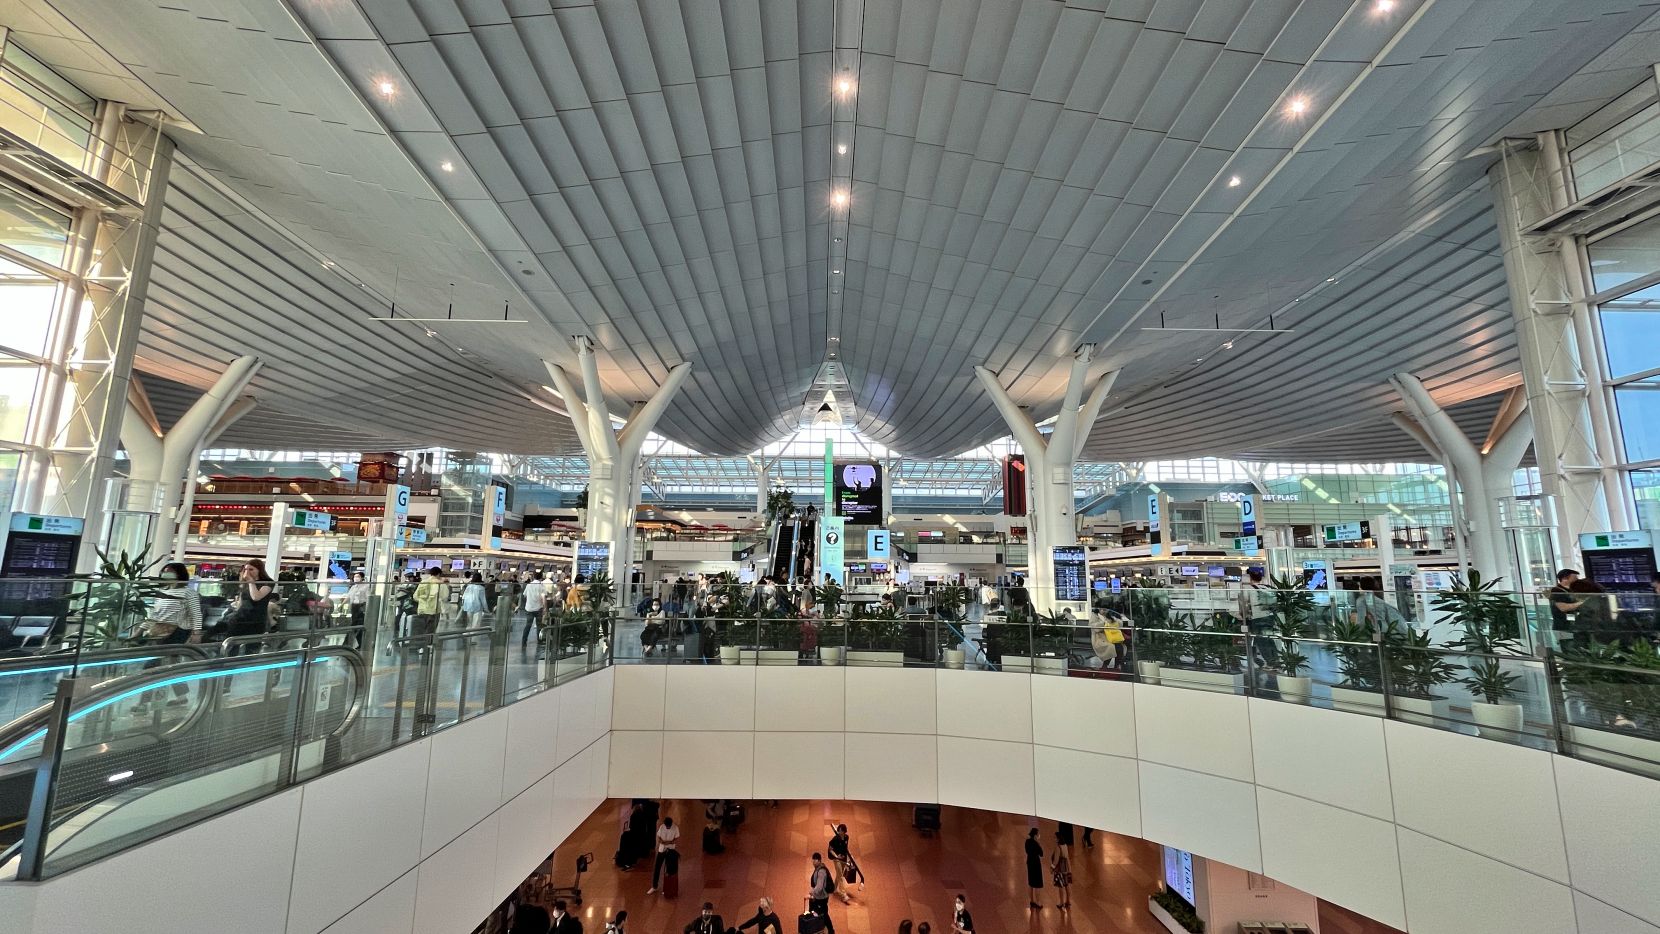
[
  {"xmin": 1162, "ymin": 846, "xmax": 1195, "ymax": 906},
  {"xmin": 575, "ymin": 541, "xmax": 611, "ymax": 580},
  {"xmin": 834, "ymin": 461, "xmax": 883, "ymax": 525},
  {"xmin": 1052, "ymin": 545, "xmax": 1088, "ymax": 602},
  {"xmin": 1584, "ymin": 548, "xmax": 1658, "ymax": 591}
]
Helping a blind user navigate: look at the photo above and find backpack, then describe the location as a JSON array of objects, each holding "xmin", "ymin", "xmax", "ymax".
[{"xmin": 822, "ymin": 865, "xmax": 836, "ymax": 894}]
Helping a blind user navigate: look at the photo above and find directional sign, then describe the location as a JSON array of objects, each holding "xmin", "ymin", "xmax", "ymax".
[
  {"xmin": 397, "ymin": 526, "xmax": 428, "ymax": 545},
  {"xmin": 1240, "ymin": 494, "xmax": 1257, "ymax": 537},
  {"xmin": 391, "ymin": 484, "xmax": 411, "ymax": 518},
  {"xmin": 1148, "ymin": 494, "xmax": 1163, "ymax": 557},
  {"xmin": 289, "ymin": 509, "xmax": 332, "ymax": 531},
  {"xmin": 821, "ymin": 516, "xmax": 846, "ymax": 585},
  {"xmin": 1233, "ymin": 535, "xmax": 1263, "ymax": 554},
  {"xmin": 1323, "ymin": 521, "xmax": 1371, "ymax": 543},
  {"xmin": 867, "ymin": 528, "xmax": 891, "ymax": 560}
]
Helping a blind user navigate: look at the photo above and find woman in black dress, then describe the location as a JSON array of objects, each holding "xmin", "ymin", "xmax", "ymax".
[{"xmin": 1025, "ymin": 827, "xmax": 1044, "ymax": 909}]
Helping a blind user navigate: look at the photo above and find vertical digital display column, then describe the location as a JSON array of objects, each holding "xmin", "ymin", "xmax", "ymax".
[{"xmin": 1052, "ymin": 545, "xmax": 1088, "ymax": 603}]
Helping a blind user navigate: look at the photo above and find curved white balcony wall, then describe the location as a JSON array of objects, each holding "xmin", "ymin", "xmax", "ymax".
[
  {"xmin": 0, "ymin": 669, "xmax": 615, "ymax": 934},
  {"xmin": 609, "ymin": 666, "xmax": 1660, "ymax": 934}
]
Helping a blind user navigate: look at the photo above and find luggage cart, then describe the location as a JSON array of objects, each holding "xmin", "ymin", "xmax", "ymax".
[{"xmin": 547, "ymin": 852, "xmax": 593, "ymax": 906}]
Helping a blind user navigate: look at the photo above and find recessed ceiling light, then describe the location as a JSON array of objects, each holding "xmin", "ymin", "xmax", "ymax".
[
  {"xmin": 832, "ymin": 268, "xmax": 842, "ymax": 274},
  {"xmin": 440, "ymin": 160, "xmax": 454, "ymax": 172},
  {"xmin": 833, "ymin": 237, "xmax": 842, "ymax": 243},
  {"xmin": 1287, "ymin": 97, "xmax": 1308, "ymax": 115},
  {"xmin": 830, "ymin": 189, "xmax": 849, "ymax": 208},
  {"xmin": 835, "ymin": 75, "xmax": 855, "ymax": 96},
  {"xmin": 1227, "ymin": 175, "xmax": 1242, "ymax": 188},
  {"xmin": 1375, "ymin": 0, "xmax": 1395, "ymax": 11},
  {"xmin": 837, "ymin": 144, "xmax": 848, "ymax": 155},
  {"xmin": 322, "ymin": 260, "xmax": 335, "ymax": 268},
  {"xmin": 378, "ymin": 80, "xmax": 396, "ymax": 98}
]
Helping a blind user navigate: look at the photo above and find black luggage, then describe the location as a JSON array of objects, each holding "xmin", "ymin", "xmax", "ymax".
[
  {"xmin": 703, "ymin": 824, "xmax": 725, "ymax": 854},
  {"xmin": 798, "ymin": 911, "xmax": 826, "ymax": 934},
  {"xmin": 723, "ymin": 801, "xmax": 745, "ymax": 831}
]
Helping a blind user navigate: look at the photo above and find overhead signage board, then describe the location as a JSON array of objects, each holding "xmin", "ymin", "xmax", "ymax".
[
  {"xmin": 1148, "ymin": 494, "xmax": 1163, "ymax": 556},
  {"xmin": 1322, "ymin": 520, "xmax": 1370, "ymax": 543},
  {"xmin": 290, "ymin": 509, "xmax": 332, "ymax": 531},
  {"xmin": 1578, "ymin": 530, "xmax": 1658, "ymax": 592},
  {"xmin": 1233, "ymin": 535, "xmax": 1263, "ymax": 554},
  {"xmin": 867, "ymin": 528, "xmax": 891, "ymax": 561},
  {"xmin": 820, "ymin": 516, "xmax": 846, "ymax": 585},
  {"xmin": 1580, "ymin": 530, "xmax": 1654, "ymax": 551},
  {"xmin": 398, "ymin": 526, "xmax": 428, "ymax": 545},
  {"xmin": 575, "ymin": 541, "xmax": 611, "ymax": 580},
  {"xmin": 1052, "ymin": 545, "xmax": 1088, "ymax": 603},
  {"xmin": 1179, "ymin": 565, "xmax": 1200, "ymax": 577},
  {"xmin": 389, "ymin": 484, "xmax": 411, "ymax": 519},
  {"xmin": 1240, "ymin": 494, "xmax": 1257, "ymax": 537},
  {"xmin": 8, "ymin": 513, "xmax": 84, "ymax": 536}
]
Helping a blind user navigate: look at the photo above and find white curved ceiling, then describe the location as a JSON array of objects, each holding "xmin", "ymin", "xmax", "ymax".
[{"xmin": 7, "ymin": 0, "xmax": 1660, "ymax": 458}]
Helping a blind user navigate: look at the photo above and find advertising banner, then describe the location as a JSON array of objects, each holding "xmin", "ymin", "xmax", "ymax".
[{"xmin": 833, "ymin": 461, "xmax": 883, "ymax": 525}]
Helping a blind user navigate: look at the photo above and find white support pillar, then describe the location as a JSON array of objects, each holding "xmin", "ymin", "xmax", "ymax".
[
  {"xmin": 173, "ymin": 395, "xmax": 257, "ymax": 560},
  {"xmin": 1390, "ymin": 411, "xmax": 1470, "ymax": 577},
  {"xmin": 119, "ymin": 356, "xmax": 262, "ymax": 562},
  {"xmin": 1391, "ymin": 373, "xmax": 1533, "ymax": 586},
  {"xmin": 545, "ymin": 339, "xmax": 690, "ymax": 586},
  {"xmin": 1489, "ymin": 144, "xmax": 1621, "ymax": 563},
  {"xmin": 975, "ymin": 346, "xmax": 1117, "ymax": 608}
]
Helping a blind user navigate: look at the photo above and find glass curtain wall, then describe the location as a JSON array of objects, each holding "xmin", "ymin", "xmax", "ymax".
[{"xmin": 1585, "ymin": 216, "xmax": 1660, "ymax": 518}]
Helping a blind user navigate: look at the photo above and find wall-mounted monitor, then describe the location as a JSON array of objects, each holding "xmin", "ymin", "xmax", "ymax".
[{"xmin": 834, "ymin": 461, "xmax": 883, "ymax": 525}]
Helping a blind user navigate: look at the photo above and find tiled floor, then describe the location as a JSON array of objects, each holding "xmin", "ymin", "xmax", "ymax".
[{"xmin": 544, "ymin": 800, "xmax": 1404, "ymax": 934}]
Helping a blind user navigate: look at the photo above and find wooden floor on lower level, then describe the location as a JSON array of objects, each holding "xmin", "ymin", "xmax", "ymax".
[{"xmin": 538, "ymin": 799, "xmax": 1403, "ymax": 934}]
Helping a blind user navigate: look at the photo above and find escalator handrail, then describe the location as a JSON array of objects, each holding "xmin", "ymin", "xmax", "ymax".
[
  {"xmin": 0, "ymin": 646, "xmax": 369, "ymax": 765},
  {"xmin": 0, "ymin": 644, "xmax": 210, "ymax": 679},
  {"xmin": 221, "ymin": 624, "xmax": 364, "ymax": 652}
]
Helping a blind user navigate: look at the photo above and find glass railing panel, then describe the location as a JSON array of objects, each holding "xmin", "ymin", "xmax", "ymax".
[{"xmin": 1552, "ymin": 645, "xmax": 1660, "ymax": 778}]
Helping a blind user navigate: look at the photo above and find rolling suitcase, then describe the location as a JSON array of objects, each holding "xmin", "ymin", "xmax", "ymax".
[
  {"xmin": 798, "ymin": 910, "xmax": 826, "ymax": 934},
  {"xmin": 662, "ymin": 850, "xmax": 680, "ymax": 898}
]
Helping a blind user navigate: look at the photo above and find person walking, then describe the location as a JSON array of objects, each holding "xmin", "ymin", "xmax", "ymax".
[
  {"xmin": 807, "ymin": 853, "xmax": 837, "ymax": 933},
  {"xmin": 413, "ymin": 567, "xmax": 446, "ymax": 636},
  {"xmin": 951, "ymin": 895, "xmax": 974, "ymax": 933},
  {"xmin": 522, "ymin": 572, "xmax": 548, "ymax": 652},
  {"xmin": 461, "ymin": 571, "xmax": 489, "ymax": 628},
  {"xmin": 345, "ymin": 571, "xmax": 370, "ymax": 646},
  {"xmin": 1055, "ymin": 821, "xmax": 1075, "ymax": 858},
  {"xmin": 1051, "ymin": 837, "xmax": 1073, "ymax": 910},
  {"xmin": 648, "ymin": 816, "xmax": 680, "ymax": 894},
  {"xmin": 550, "ymin": 898, "xmax": 582, "ymax": 934},
  {"xmin": 135, "ymin": 562, "xmax": 204, "ymax": 712},
  {"xmin": 827, "ymin": 823, "xmax": 863, "ymax": 901},
  {"xmin": 736, "ymin": 897, "xmax": 782, "ymax": 934},
  {"xmin": 1024, "ymin": 827, "xmax": 1045, "ymax": 910}
]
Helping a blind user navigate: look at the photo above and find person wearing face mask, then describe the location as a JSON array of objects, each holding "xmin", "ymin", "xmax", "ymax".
[
  {"xmin": 683, "ymin": 902, "xmax": 724, "ymax": 934},
  {"xmin": 642, "ymin": 598, "xmax": 667, "ymax": 658},
  {"xmin": 550, "ymin": 898, "xmax": 582, "ymax": 934},
  {"xmin": 346, "ymin": 571, "xmax": 370, "ymax": 647}
]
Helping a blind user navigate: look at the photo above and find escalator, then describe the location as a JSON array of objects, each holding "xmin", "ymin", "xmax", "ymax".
[
  {"xmin": 766, "ymin": 515, "xmax": 819, "ymax": 584},
  {"xmin": 0, "ymin": 645, "xmax": 367, "ymax": 877}
]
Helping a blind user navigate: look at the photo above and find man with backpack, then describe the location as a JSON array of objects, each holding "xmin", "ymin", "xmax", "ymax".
[{"xmin": 806, "ymin": 853, "xmax": 836, "ymax": 933}]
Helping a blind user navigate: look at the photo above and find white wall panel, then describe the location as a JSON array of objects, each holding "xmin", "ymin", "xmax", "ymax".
[
  {"xmin": 752, "ymin": 731, "xmax": 847, "ymax": 799},
  {"xmin": 1033, "ymin": 744, "xmax": 1141, "ymax": 838},
  {"xmin": 937, "ymin": 736, "xmax": 1036, "ymax": 816},
  {"xmin": 318, "ymin": 870, "xmax": 417, "ymax": 934},
  {"xmin": 1138, "ymin": 762, "xmax": 1262, "ymax": 873},
  {"xmin": 1554, "ymin": 756, "xmax": 1660, "ymax": 926},
  {"xmin": 661, "ymin": 730, "xmax": 756, "ymax": 798},
  {"xmin": 664, "ymin": 665, "xmax": 756, "ymax": 731},
  {"xmin": 1031, "ymin": 675, "xmax": 1136, "ymax": 757},
  {"xmin": 412, "ymin": 813, "xmax": 501, "ymax": 934},
  {"xmin": 1574, "ymin": 892, "xmax": 1660, "ymax": 934},
  {"xmin": 495, "ymin": 775, "xmax": 556, "ymax": 889},
  {"xmin": 845, "ymin": 667, "xmax": 936, "ymax": 734},
  {"xmin": 1133, "ymin": 685, "xmax": 1254, "ymax": 782},
  {"xmin": 502, "ymin": 687, "xmax": 562, "ymax": 800},
  {"xmin": 556, "ymin": 670, "xmax": 610, "ymax": 763},
  {"xmin": 30, "ymin": 789, "xmax": 304, "ymax": 934},
  {"xmin": 551, "ymin": 739, "xmax": 608, "ymax": 844},
  {"xmin": 1248, "ymin": 698, "xmax": 1392, "ymax": 820},
  {"xmin": 608, "ymin": 730, "xmax": 665, "ymax": 797},
  {"xmin": 288, "ymin": 741, "xmax": 432, "ymax": 934},
  {"xmin": 937, "ymin": 668, "xmax": 1032, "ymax": 743},
  {"xmin": 844, "ymin": 731, "xmax": 938, "ymax": 802},
  {"xmin": 1397, "ymin": 827, "xmax": 1576, "ymax": 934},
  {"xmin": 611, "ymin": 664, "xmax": 667, "ymax": 730},
  {"xmin": 1385, "ymin": 720, "xmax": 1569, "ymax": 883},
  {"xmin": 1256, "ymin": 788, "xmax": 1406, "ymax": 930},
  {"xmin": 422, "ymin": 710, "xmax": 509, "ymax": 858},
  {"xmin": 755, "ymin": 666, "xmax": 845, "ymax": 732}
]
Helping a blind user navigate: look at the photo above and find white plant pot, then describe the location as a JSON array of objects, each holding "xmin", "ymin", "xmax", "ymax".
[
  {"xmin": 1001, "ymin": 655, "xmax": 1034, "ymax": 673},
  {"xmin": 1136, "ymin": 660, "xmax": 1162, "ymax": 684},
  {"xmin": 757, "ymin": 649, "xmax": 798, "ymax": 666},
  {"xmin": 943, "ymin": 648, "xmax": 966, "ymax": 670},
  {"xmin": 1159, "ymin": 667, "xmax": 1246, "ymax": 695},
  {"xmin": 1564, "ymin": 724, "xmax": 1660, "ymax": 779},
  {"xmin": 818, "ymin": 646, "xmax": 843, "ymax": 666},
  {"xmin": 1034, "ymin": 655, "xmax": 1067, "ymax": 677},
  {"xmin": 1391, "ymin": 694, "xmax": 1447, "ymax": 728},
  {"xmin": 845, "ymin": 649, "xmax": 904, "ymax": 668},
  {"xmin": 1330, "ymin": 685, "xmax": 1387, "ymax": 717},
  {"xmin": 719, "ymin": 645, "xmax": 741, "ymax": 666},
  {"xmin": 1471, "ymin": 700, "xmax": 1524, "ymax": 737},
  {"xmin": 1276, "ymin": 674, "xmax": 1313, "ymax": 705}
]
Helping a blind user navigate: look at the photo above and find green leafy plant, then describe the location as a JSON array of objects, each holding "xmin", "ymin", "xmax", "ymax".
[
  {"xmin": 1559, "ymin": 640, "xmax": 1660, "ymax": 734},
  {"xmin": 1462, "ymin": 656, "xmax": 1521, "ymax": 705},
  {"xmin": 1031, "ymin": 610, "xmax": 1074, "ymax": 658},
  {"xmin": 763, "ymin": 488, "xmax": 796, "ymax": 527},
  {"xmin": 760, "ymin": 615, "xmax": 801, "ymax": 651},
  {"xmin": 1388, "ymin": 627, "xmax": 1459, "ymax": 698},
  {"xmin": 1152, "ymin": 888, "xmax": 1204, "ymax": 933},
  {"xmin": 581, "ymin": 571, "xmax": 615, "ymax": 612},
  {"xmin": 1266, "ymin": 574, "xmax": 1315, "ymax": 628},
  {"xmin": 69, "ymin": 546, "xmax": 165, "ymax": 647},
  {"xmin": 848, "ymin": 615, "xmax": 903, "ymax": 652},
  {"xmin": 813, "ymin": 580, "xmax": 844, "ymax": 617},
  {"xmin": 1329, "ymin": 618, "xmax": 1386, "ymax": 690},
  {"xmin": 572, "ymin": 486, "xmax": 589, "ymax": 510},
  {"xmin": 1273, "ymin": 616, "xmax": 1313, "ymax": 678},
  {"xmin": 931, "ymin": 585, "xmax": 970, "ymax": 622},
  {"xmin": 1431, "ymin": 569, "xmax": 1524, "ymax": 653}
]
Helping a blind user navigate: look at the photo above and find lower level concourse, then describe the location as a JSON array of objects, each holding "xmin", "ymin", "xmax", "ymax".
[{"xmin": 484, "ymin": 799, "xmax": 1402, "ymax": 934}]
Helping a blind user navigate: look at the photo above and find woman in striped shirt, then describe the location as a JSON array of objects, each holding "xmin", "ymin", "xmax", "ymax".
[{"xmin": 134, "ymin": 563, "xmax": 203, "ymax": 714}]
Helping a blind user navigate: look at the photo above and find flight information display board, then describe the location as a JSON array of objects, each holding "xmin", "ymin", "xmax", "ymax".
[
  {"xmin": 834, "ymin": 461, "xmax": 883, "ymax": 525},
  {"xmin": 1052, "ymin": 545, "xmax": 1088, "ymax": 603},
  {"xmin": 575, "ymin": 541, "xmax": 611, "ymax": 580}
]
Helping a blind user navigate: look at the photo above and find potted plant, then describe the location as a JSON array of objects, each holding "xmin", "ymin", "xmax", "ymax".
[
  {"xmin": 67, "ymin": 546, "xmax": 164, "ymax": 648},
  {"xmin": 932, "ymin": 585, "xmax": 971, "ymax": 669},
  {"xmin": 1129, "ymin": 586, "xmax": 1174, "ymax": 683},
  {"xmin": 572, "ymin": 485, "xmax": 589, "ymax": 525},
  {"xmin": 1159, "ymin": 612, "xmax": 1245, "ymax": 694},
  {"xmin": 1385, "ymin": 627, "xmax": 1460, "ymax": 725},
  {"xmin": 813, "ymin": 581, "xmax": 845, "ymax": 665},
  {"xmin": 1149, "ymin": 888, "xmax": 1204, "ymax": 934},
  {"xmin": 846, "ymin": 606, "xmax": 904, "ymax": 667},
  {"xmin": 1272, "ymin": 617, "xmax": 1314, "ymax": 704},
  {"xmin": 1327, "ymin": 618, "xmax": 1390, "ymax": 716},
  {"xmin": 1432, "ymin": 570, "xmax": 1526, "ymax": 735},
  {"xmin": 763, "ymin": 488, "xmax": 796, "ymax": 528},
  {"xmin": 1557, "ymin": 640, "xmax": 1660, "ymax": 774},
  {"xmin": 1002, "ymin": 610, "xmax": 1071, "ymax": 676},
  {"xmin": 756, "ymin": 612, "xmax": 801, "ymax": 666}
]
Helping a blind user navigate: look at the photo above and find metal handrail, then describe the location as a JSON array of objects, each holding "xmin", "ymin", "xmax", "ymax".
[
  {"xmin": 0, "ymin": 643, "xmax": 210, "ymax": 678},
  {"xmin": 222, "ymin": 624, "xmax": 364, "ymax": 653}
]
